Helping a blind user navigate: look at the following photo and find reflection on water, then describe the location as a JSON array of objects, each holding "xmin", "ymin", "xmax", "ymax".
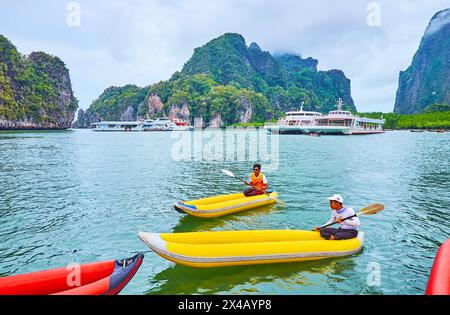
[
  {"xmin": 146, "ymin": 253, "xmax": 363, "ymax": 295},
  {"xmin": 0, "ymin": 130, "xmax": 448, "ymax": 295}
]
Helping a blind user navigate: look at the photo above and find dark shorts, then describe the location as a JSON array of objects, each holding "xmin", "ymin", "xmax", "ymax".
[
  {"xmin": 319, "ymin": 227, "xmax": 358, "ymax": 240},
  {"xmin": 243, "ymin": 188, "xmax": 264, "ymax": 197}
]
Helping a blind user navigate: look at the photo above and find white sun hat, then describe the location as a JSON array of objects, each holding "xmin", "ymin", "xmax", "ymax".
[{"xmin": 327, "ymin": 194, "xmax": 344, "ymax": 204}]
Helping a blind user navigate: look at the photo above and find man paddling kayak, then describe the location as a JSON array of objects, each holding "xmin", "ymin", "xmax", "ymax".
[
  {"xmin": 243, "ymin": 164, "xmax": 268, "ymax": 197},
  {"xmin": 314, "ymin": 194, "xmax": 360, "ymax": 240}
]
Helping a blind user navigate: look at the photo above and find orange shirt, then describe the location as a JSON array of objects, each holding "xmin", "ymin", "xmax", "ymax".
[{"xmin": 250, "ymin": 172, "xmax": 268, "ymax": 191}]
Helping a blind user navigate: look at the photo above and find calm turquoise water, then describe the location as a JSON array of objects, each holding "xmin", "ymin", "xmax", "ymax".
[{"xmin": 0, "ymin": 129, "xmax": 448, "ymax": 295}]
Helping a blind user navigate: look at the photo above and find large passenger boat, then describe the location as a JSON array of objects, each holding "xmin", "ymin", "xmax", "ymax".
[
  {"xmin": 265, "ymin": 99, "xmax": 385, "ymax": 135},
  {"xmin": 141, "ymin": 118, "xmax": 175, "ymax": 131},
  {"xmin": 265, "ymin": 102, "xmax": 322, "ymax": 134},
  {"xmin": 91, "ymin": 121, "xmax": 144, "ymax": 132}
]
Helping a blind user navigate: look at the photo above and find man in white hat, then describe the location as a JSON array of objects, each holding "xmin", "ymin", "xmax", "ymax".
[{"xmin": 314, "ymin": 194, "xmax": 360, "ymax": 240}]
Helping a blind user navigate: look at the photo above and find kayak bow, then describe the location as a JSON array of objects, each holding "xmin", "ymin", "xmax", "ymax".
[
  {"xmin": 426, "ymin": 239, "xmax": 450, "ymax": 295},
  {"xmin": 0, "ymin": 253, "xmax": 144, "ymax": 295},
  {"xmin": 174, "ymin": 192, "xmax": 279, "ymax": 218}
]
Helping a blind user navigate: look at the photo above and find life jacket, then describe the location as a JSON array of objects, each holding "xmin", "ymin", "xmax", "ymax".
[{"xmin": 250, "ymin": 172, "xmax": 268, "ymax": 191}]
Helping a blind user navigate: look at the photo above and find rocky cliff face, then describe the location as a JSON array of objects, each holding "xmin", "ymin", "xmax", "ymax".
[
  {"xmin": 0, "ymin": 35, "xmax": 78, "ymax": 129},
  {"xmin": 147, "ymin": 94, "xmax": 164, "ymax": 118},
  {"xmin": 323, "ymin": 69, "xmax": 354, "ymax": 111},
  {"xmin": 394, "ymin": 9, "xmax": 450, "ymax": 114},
  {"xmin": 247, "ymin": 42, "xmax": 287, "ymax": 87},
  {"xmin": 209, "ymin": 113, "xmax": 223, "ymax": 128},
  {"xmin": 120, "ymin": 106, "xmax": 135, "ymax": 121},
  {"xmin": 168, "ymin": 102, "xmax": 190, "ymax": 122},
  {"xmin": 237, "ymin": 94, "xmax": 253, "ymax": 123}
]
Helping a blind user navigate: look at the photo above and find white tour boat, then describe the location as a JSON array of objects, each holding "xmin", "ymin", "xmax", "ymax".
[
  {"xmin": 91, "ymin": 121, "xmax": 144, "ymax": 132},
  {"xmin": 264, "ymin": 102, "xmax": 322, "ymax": 134},
  {"xmin": 266, "ymin": 99, "xmax": 385, "ymax": 135},
  {"xmin": 91, "ymin": 117, "xmax": 178, "ymax": 132},
  {"xmin": 141, "ymin": 117, "xmax": 175, "ymax": 131}
]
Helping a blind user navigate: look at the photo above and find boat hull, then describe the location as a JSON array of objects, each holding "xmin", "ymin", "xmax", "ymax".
[
  {"xmin": 0, "ymin": 253, "xmax": 144, "ymax": 295},
  {"xmin": 267, "ymin": 125, "xmax": 385, "ymax": 135},
  {"xmin": 138, "ymin": 230, "xmax": 364, "ymax": 268},
  {"xmin": 174, "ymin": 192, "xmax": 278, "ymax": 218},
  {"xmin": 426, "ymin": 239, "xmax": 450, "ymax": 295}
]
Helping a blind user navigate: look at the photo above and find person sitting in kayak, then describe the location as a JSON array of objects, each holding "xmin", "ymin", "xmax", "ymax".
[
  {"xmin": 314, "ymin": 194, "xmax": 360, "ymax": 240},
  {"xmin": 243, "ymin": 164, "xmax": 268, "ymax": 197}
]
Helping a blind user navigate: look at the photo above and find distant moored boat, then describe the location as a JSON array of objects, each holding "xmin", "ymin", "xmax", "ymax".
[{"xmin": 90, "ymin": 117, "xmax": 192, "ymax": 132}]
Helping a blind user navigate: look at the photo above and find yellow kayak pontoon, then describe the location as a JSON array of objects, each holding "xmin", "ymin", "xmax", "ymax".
[
  {"xmin": 138, "ymin": 230, "xmax": 364, "ymax": 268},
  {"xmin": 173, "ymin": 192, "xmax": 279, "ymax": 218}
]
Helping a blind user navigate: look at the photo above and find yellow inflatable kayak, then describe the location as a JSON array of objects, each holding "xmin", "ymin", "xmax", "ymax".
[
  {"xmin": 138, "ymin": 230, "xmax": 364, "ymax": 268},
  {"xmin": 173, "ymin": 192, "xmax": 279, "ymax": 218}
]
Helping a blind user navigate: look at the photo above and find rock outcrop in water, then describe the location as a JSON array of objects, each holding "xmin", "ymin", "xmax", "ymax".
[
  {"xmin": 77, "ymin": 33, "xmax": 355, "ymax": 127},
  {"xmin": 0, "ymin": 35, "xmax": 78, "ymax": 129},
  {"xmin": 394, "ymin": 8, "xmax": 450, "ymax": 114}
]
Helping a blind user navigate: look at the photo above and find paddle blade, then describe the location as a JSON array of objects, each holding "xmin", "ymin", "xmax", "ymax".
[
  {"xmin": 273, "ymin": 196, "xmax": 286, "ymax": 206},
  {"xmin": 359, "ymin": 204, "xmax": 384, "ymax": 216},
  {"xmin": 221, "ymin": 169, "xmax": 235, "ymax": 178}
]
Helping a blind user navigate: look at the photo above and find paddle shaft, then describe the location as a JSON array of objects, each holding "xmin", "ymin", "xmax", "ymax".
[{"xmin": 320, "ymin": 213, "xmax": 358, "ymax": 229}]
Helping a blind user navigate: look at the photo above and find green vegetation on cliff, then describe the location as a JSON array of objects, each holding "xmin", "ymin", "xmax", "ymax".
[
  {"xmin": 360, "ymin": 111, "xmax": 450, "ymax": 129},
  {"xmin": 179, "ymin": 33, "xmax": 355, "ymax": 115},
  {"xmin": 0, "ymin": 35, "xmax": 78, "ymax": 128},
  {"xmin": 147, "ymin": 73, "xmax": 271, "ymax": 125},
  {"xmin": 78, "ymin": 33, "xmax": 355, "ymax": 127},
  {"xmin": 92, "ymin": 85, "xmax": 146, "ymax": 120},
  {"xmin": 424, "ymin": 103, "xmax": 450, "ymax": 113}
]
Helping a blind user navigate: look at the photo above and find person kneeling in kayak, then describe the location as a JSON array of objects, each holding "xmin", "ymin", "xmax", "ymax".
[
  {"xmin": 314, "ymin": 194, "xmax": 360, "ymax": 240},
  {"xmin": 243, "ymin": 164, "xmax": 268, "ymax": 197}
]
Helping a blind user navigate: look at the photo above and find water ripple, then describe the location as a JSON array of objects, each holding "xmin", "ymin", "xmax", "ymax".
[{"xmin": 0, "ymin": 130, "xmax": 448, "ymax": 295}]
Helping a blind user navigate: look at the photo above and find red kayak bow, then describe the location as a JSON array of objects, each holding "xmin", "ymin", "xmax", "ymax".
[
  {"xmin": 0, "ymin": 253, "xmax": 144, "ymax": 295},
  {"xmin": 426, "ymin": 239, "xmax": 450, "ymax": 295}
]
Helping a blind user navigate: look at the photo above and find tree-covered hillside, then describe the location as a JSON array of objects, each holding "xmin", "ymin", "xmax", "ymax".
[
  {"xmin": 359, "ymin": 110, "xmax": 450, "ymax": 130},
  {"xmin": 179, "ymin": 33, "xmax": 355, "ymax": 114},
  {"xmin": 0, "ymin": 35, "xmax": 78, "ymax": 129},
  {"xmin": 76, "ymin": 33, "xmax": 356, "ymax": 127}
]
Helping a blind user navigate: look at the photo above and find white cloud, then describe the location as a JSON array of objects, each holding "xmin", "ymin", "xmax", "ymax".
[{"xmin": 0, "ymin": 0, "xmax": 449, "ymax": 112}]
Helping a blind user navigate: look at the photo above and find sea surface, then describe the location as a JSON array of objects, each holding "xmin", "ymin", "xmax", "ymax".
[{"xmin": 0, "ymin": 129, "xmax": 449, "ymax": 295}]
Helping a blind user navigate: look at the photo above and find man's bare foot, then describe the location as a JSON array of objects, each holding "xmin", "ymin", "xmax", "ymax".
[{"xmin": 330, "ymin": 235, "xmax": 336, "ymax": 240}]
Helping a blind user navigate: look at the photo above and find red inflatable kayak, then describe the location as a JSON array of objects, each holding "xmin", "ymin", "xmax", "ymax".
[
  {"xmin": 426, "ymin": 239, "xmax": 450, "ymax": 295},
  {"xmin": 0, "ymin": 253, "xmax": 144, "ymax": 295}
]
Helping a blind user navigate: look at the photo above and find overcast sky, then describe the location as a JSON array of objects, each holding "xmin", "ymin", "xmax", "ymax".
[{"xmin": 0, "ymin": 0, "xmax": 449, "ymax": 112}]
